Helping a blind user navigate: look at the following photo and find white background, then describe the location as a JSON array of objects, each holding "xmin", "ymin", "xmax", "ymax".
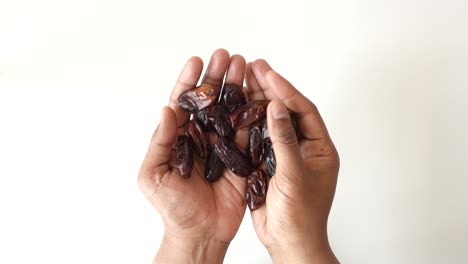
[{"xmin": 1, "ymin": 0, "xmax": 467, "ymax": 263}]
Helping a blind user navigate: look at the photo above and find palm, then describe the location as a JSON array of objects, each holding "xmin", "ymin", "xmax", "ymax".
[
  {"xmin": 138, "ymin": 49, "xmax": 249, "ymax": 243},
  {"xmin": 147, "ymin": 138, "xmax": 248, "ymax": 242}
]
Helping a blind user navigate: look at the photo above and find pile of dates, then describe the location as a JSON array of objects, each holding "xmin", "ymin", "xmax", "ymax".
[{"xmin": 176, "ymin": 83, "xmax": 299, "ymax": 211}]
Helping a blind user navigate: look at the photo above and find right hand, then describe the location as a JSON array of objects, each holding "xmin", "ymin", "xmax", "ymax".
[
  {"xmin": 246, "ymin": 59, "xmax": 340, "ymax": 263},
  {"xmin": 138, "ymin": 49, "xmax": 249, "ymax": 264}
]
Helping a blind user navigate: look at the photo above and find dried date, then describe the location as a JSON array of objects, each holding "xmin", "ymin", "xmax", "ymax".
[
  {"xmin": 263, "ymin": 129, "xmax": 276, "ymax": 177},
  {"xmin": 206, "ymin": 105, "xmax": 233, "ymax": 137},
  {"xmin": 204, "ymin": 151, "xmax": 224, "ymax": 183},
  {"xmin": 248, "ymin": 125, "xmax": 264, "ymax": 168},
  {"xmin": 186, "ymin": 119, "xmax": 210, "ymax": 158},
  {"xmin": 221, "ymin": 84, "xmax": 246, "ymax": 112},
  {"xmin": 213, "ymin": 136, "xmax": 252, "ymax": 177},
  {"xmin": 245, "ymin": 170, "xmax": 268, "ymax": 211},
  {"xmin": 230, "ymin": 100, "xmax": 269, "ymax": 130},
  {"xmin": 265, "ymin": 143, "xmax": 276, "ymax": 178},
  {"xmin": 195, "ymin": 109, "xmax": 213, "ymax": 131},
  {"xmin": 178, "ymin": 84, "xmax": 220, "ymax": 113},
  {"xmin": 175, "ymin": 135, "xmax": 194, "ymax": 178}
]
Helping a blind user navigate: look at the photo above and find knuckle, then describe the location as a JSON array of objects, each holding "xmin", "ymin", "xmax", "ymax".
[
  {"xmin": 137, "ymin": 169, "xmax": 162, "ymax": 198},
  {"xmin": 137, "ymin": 166, "xmax": 155, "ymax": 189},
  {"xmin": 137, "ymin": 171, "xmax": 149, "ymax": 191},
  {"xmin": 310, "ymin": 101, "xmax": 318, "ymax": 111}
]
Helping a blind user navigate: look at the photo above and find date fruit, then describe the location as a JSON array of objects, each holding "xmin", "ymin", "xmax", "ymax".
[
  {"xmin": 176, "ymin": 135, "xmax": 194, "ymax": 178},
  {"xmin": 221, "ymin": 84, "xmax": 246, "ymax": 112},
  {"xmin": 178, "ymin": 84, "xmax": 220, "ymax": 113},
  {"xmin": 213, "ymin": 136, "xmax": 252, "ymax": 177},
  {"xmin": 206, "ymin": 105, "xmax": 233, "ymax": 137},
  {"xmin": 230, "ymin": 100, "xmax": 269, "ymax": 130},
  {"xmin": 265, "ymin": 143, "xmax": 276, "ymax": 178},
  {"xmin": 263, "ymin": 129, "xmax": 276, "ymax": 177},
  {"xmin": 204, "ymin": 151, "xmax": 224, "ymax": 183},
  {"xmin": 245, "ymin": 170, "xmax": 268, "ymax": 211},
  {"xmin": 195, "ymin": 109, "xmax": 213, "ymax": 131},
  {"xmin": 248, "ymin": 125, "xmax": 264, "ymax": 168},
  {"xmin": 186, "ymin": 119, "xmax": 210, "ymax": 158}
]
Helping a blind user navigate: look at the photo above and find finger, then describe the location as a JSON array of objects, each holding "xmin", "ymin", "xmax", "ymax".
[
  {"xmin": 201, "ymin": 49, "xmax": 231, "ymax": 88},
  {"xmin": 245, "ymin": 62, "xmax": 266, "ymax": 100},
  {"xmin": 251, "ymin": 59, "xmax": 274, "ymax": 99},
  {"xmin": 224, "ymin": 54, "xmax": 247, "ymax": 126},
  {"xmin": 169, "ymin": 57, "xmax": 204, "ymax": 127},
  {"xmin": 267, "ymin": 100, "xmax": 303, "ymax": 174},
  {"xmin": 251, "ymin": 101, "xmax": 301, "ymax": 237},
  {"xmin": 253, "ymin": 59, "xmax": 330, "ymax": 140},
  {"xmin": 225, "ymin": 54, "xmax": 246, "ymax": 87},
  {"xmin": 223, "ymin": 54, "xmax": 249, "ymax": 194},
  {"xmin": 265, "ymin": 70, "xmax": 330, "ymax": 140},
  {"xmin": 140, "ymin": 107, "xmax": 177, "ymax": 174}
]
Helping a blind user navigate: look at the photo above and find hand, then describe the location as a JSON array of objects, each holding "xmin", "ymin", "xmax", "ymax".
[
  {"xmin": 138, "ymin": 49, "xmax": 249, "ymax": 264},
  {"xmin": 246, "ymin": 59, "xmax": 340, "ymax": 263}
]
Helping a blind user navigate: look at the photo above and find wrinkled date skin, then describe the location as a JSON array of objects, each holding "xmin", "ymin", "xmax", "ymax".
[
  {"xmin": 178, "ymin": 84, "xmax": 220, "ymax": 113},
  {"xmin": 186, "ymin": 119, "xmax": 210, "ymax": 158},
  {"xmin": 195, "ymin": 108, "xmax": 213, "ymax": 131},
  {"xmin": 249, "ymin": 125, "xmax": 264, "ymax": 168},
  {"xmin": 221, "ymin": 84, "xmax": 246, "ymax": 112},
  {"xmin": 176, "ymin": 135, "xmax": 194, "ymax": 178},
  {"xmin": 265, "ymin": 144, "xmax": 276, "ymax": 178},
  {"xmin": 230, "ymin": 100, "xmax": 269, "ymax": 130},
  {"xmin": 204, "ymin": 151, "xmax": 224, "ymax": 183},
  {"xmin": 263, "ymin": 131, "xmax": 276, "ymax": 177},
  {"xmin": 213, "ymin": 136, "xmax": 252, "ymax": 177},
  {"xmin": 206, "ymin": 105, "xmax": 233, "ymax": 137},
  {"xmin": 245, "ymin": 170, "xmax": 268, "ymax": 211}
]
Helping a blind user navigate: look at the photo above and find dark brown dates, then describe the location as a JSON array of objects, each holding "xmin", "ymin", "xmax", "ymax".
[
  {"xmin": 178, "ymin": 84, "xmax": 220, "ymax": 113},
  {"xmin": 206, "ymin": 105, "xmax": 233, "ymax": 137},
  {"xmin": 221, "ymin": 84, "xmax": 246, "ymax": 112},
  {"xmin": 265, "ymin": 143, "xmax": 276, "ymax": 178},
  {"xmin": 195, "ymin": 108, "xmax": 212, "ymax": 131},
  {"xmin": 230, "ymin": 100, "xmax": 269, "ymax": 130},
  {"xmin": 245, "ymin": 170, "xmax": 268, "ymax": 211},
  {"xmin": 213, "ymin": 136, "xmax": 252, "ymax": 177},
  {"xmin": 248, "ymin": 125, "xmax": 264, "ymax": 168},
  {"xmin": 175, "ymin": 76, "xmax": 294, "ymax": 208},
  {"xmin": 204, "ymin": 151, "xmax": 224, "ymax": 183},
  {"xmin": 263, "ymin": 130, "xmax": 276, "ymax": 177},
  {"xmin": 175, "ymin": 135, "xmax": 194, "ymax": 178},
  {"xmin": 186, "ymin": 119, "xmax": 210, "ymax": 158}
]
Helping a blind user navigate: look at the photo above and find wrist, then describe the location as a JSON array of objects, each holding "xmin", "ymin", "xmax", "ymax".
[
  {"xmin": 267, "ymin": 237, "xmax": 338, "ymax": 264},
  {"xmin": 154, "ymin": 233, "xmax": 229, "ymax": 264}
]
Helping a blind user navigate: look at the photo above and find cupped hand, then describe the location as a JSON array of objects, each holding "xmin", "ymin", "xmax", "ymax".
[
  {"xmin": 246, "ymin": 60, "xmax": 340, "ymax": 264},
  {"xmin": 138, "ymin": 49, "xmax": 249, "ymax": 264}
]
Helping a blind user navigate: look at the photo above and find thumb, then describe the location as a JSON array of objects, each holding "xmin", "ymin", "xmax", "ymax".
[
  {"xmin": 267, "ymin": 100, "xmax": 303, "ymax": 176},
  {"xmin": 143, "ymin": 106, "xmax": 177, "ymax": 169},
  {"xmin": 138, "ymin": 107, "xmax": 177, "ymax": 194}
]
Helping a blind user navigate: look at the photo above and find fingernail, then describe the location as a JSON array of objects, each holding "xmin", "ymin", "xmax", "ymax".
[{"xmin": 271, "ymin": 101, "xmax": 290, "ymax": 120}]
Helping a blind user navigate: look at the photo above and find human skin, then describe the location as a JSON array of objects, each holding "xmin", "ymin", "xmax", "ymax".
[
  {"xmin": 247, "ymin": 59, "xmax": 340, "ymax": 263},
  {"xmin": 138, "ymin": 50, "xmax": 340, "ymax": 263}
]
